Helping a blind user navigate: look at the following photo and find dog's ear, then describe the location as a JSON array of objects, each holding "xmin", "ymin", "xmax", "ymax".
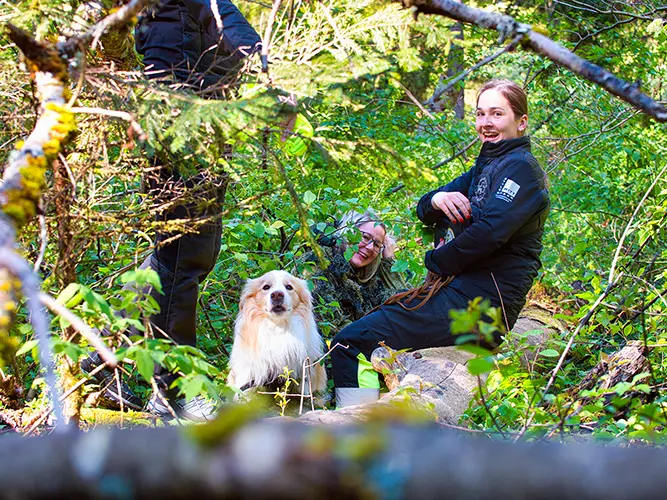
[
  {"xmin": 292, "ymin": 277, "xmax": 313, "ymax": 308},
  {"xmin": 239, "ymin": 277, "xmax": 260, "ymax": 311}
]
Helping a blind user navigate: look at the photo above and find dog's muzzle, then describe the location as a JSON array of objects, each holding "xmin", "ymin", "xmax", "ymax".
[{"xmin": 270, "ymin": 291, "xmax": 286, "ymax": 313}]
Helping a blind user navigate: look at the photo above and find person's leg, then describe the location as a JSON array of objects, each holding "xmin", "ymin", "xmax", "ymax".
[
  {"xmin": 148, "ymin": 166, "xmax": 226, "ymax": 400},
  {"xmin": 330, "ymin": 286, "xmax": 471, "ymax": 407}
]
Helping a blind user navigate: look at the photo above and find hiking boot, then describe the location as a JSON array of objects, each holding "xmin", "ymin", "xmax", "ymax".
[
  {"xmin": 80, "ymin": 353, "xmax": 143, "ymax": 411},
  {"xmin": 146, "ymin": 391, "xmax": 218, "ymax": 422}
]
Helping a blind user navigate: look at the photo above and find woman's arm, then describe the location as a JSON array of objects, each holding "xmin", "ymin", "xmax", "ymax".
[
  {"xmin": 417, "ymin": 168, "xmax": 474, "ymax": 225},
  {"xmin": 424, "ymin": 159, "xmax": 548, "ymax": 276}
]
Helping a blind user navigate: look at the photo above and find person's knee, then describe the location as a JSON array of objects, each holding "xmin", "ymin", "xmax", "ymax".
[{"xmin": 330, "ymin": 326, "xmax": 362, "ymax": 357}]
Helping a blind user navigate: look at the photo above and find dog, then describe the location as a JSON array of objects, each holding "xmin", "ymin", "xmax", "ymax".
[{"xmin": 227, "ymin": 270, "xmax": 327, "ymax": 398}]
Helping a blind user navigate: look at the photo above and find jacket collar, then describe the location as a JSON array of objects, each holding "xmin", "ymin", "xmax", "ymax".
[{"xmin": 478, "ymin": 136, "xmax": 531, "ymax": 159}]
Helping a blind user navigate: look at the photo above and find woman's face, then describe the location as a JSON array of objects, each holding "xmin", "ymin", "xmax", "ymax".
[
  {"xmin": 475, "ymin": 89, "xmax": 527, "ymax": 143},
  {"xmin": 349, "ymin": 221, "xmax": 386, "ymax": 269}
]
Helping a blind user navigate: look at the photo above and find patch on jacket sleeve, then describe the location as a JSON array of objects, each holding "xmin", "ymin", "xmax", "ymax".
[{"xmin": 496, "ymin": 177, "xmax": 521, "ymax": 202}]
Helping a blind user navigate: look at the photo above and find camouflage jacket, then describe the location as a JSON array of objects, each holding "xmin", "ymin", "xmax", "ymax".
[{"xmin": 303, "ymin": 245, "xmax": 408, "ymax": 336}]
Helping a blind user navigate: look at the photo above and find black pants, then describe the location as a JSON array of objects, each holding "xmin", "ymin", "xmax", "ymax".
[
  {"xmin": 146, "ymin": 163, "xmax": 227, "ymax": 394},
  {"xmin": 330, "ymin": 286, "xmax": 476, "ymax": 389}
]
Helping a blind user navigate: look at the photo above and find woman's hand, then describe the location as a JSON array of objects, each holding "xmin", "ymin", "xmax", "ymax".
[{"xmin": 431, "ymin": 191, "xmax": 471, "ymax": 223}]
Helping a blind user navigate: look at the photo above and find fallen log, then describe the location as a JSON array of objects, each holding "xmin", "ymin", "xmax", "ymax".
[{"xmin": 2, "ymin": 419, "xmax": 667, "ymax": 499}]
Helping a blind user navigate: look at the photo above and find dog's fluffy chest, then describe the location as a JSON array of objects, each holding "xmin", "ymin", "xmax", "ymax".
[{"xmin": 256, "ymin": 318, "xmax": 309, "ymax": 374}]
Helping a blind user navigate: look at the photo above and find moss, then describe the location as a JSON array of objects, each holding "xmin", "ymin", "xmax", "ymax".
[
  {"xmin": 3, "ymin": 106, "xmax": 76, "ymax": 227},
  {"xmin": 80, "ymin": 408, "xmax": 162, "ymax": 428}
]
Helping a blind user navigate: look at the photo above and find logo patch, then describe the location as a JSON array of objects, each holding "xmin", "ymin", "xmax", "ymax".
[{"xmin": 496, "ymin": 178, "xmax": 520, "ymax": 202}]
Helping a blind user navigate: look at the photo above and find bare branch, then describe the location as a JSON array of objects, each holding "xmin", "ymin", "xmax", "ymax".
[
  {"xmin": 399, "ymin": 0, "xmax": 667, "ymax": 122},
  {"xmin": 425, "ymin": 33, "xmax": 524, "ymax": 109},
  {"xmin": 5, "ymin": 422, "xmax": 667, "ymax": 498},
  {"xmin": 57, "ymin": 0, "xmax": 158, "ymax": 58},
  {"xmin": 39, "ymin": 293, "xmax": 118, "ymax": 368}
]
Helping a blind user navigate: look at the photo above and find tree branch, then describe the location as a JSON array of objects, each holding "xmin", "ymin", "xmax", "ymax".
[{"xmin": 398, "ymin": 0, "xmax": 667, "ymax": 122}]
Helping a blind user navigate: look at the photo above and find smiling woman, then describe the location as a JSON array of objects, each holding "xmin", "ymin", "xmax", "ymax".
[{"xmin": 301, "ymin": 210, "xmax": 409, "ymax": 335}]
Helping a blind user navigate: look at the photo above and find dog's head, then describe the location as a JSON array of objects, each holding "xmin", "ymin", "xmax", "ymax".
[{"xmin": 239, "ymin": 270, "xmax": 312, "ymax": 319}]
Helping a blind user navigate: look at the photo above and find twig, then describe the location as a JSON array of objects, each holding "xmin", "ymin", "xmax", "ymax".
[
  {"xmin": 198, "ymin": 296, "xmax": 230, "ymax": 357},
  {"xmin": 261, "ymin": 0, "xmax": 283, "ymax": 73},
  {"xmin": 402, "ymin": 0, "xmax": 667, "ymax": 122},
  {"xmin": 150, "ymin": 377, "xmax": 181, "ymax": 423},
  {"xmin": 608, "ymin": 162, "xmax": 667, "ymax": 284},
  {"xmin": 432, "ymin": 138, "xmax": 478, "ymax": 169},
  {"xmin": 514, "ymin": 274, "xmax": 622, "ymax": 442},
  {"xmin": 425, "ymin": 33, "xmax": 525, "ymax": 109},
  {"xmin": 476, "ymin": 375, "xmax": 507, "ymax": 439},
  {"xmin": 69, "ymin": 106, "xmax": 147, "ymax": 142},
  {"xmin": 57, "ymin": 0, "xmax": 159, "ymax": 57},
  {"xmin": 39, "ymin": 292, "xmax": 117, "ymax": 368},
  {"xmin": 33, "ymin": 213, "xmax": 48, "ymax": 272},
  {"xmin": 491, "ymin": 272, "xmax": 509, "ymax": 332},
  {"xmin": 210, "ymin": 0, "xmax": 224, "ymax": 34},
  {"xmin": 0, "ymin": 249, "xmax": 67, "ymax": 433},
  {"xmin": 23, "ymin": 359, "xmax": 113, "ymax": 437},
  {"xmin": 298, "ymin": 343, "xmax": 348, "ymax": 415},
  {"xmin": 392, "ymin": 78, "xmax": 438, "ymax": 120}
]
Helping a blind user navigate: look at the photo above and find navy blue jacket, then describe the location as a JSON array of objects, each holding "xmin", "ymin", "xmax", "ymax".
[
  {"xmin": 135, "ymin": 0, "xmax": 261, "ymax": 89},
  {"xmin": 417, "ymin": 136, "xmax": 549, "ymax": 327}
]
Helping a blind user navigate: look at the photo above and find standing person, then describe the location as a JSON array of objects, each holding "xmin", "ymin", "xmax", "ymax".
[
  {"xmin": 82, "ymin": 0, "xmax": 261, "ymax": 421},
  {"xmin": 329, "ymin": 80, "xmax": 550, "ymax": 408},
  {"xmin": 137, "ymin": 0, "xmax": 260, "ymax": 420}
]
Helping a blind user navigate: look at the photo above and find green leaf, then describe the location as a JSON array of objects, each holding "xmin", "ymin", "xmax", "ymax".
[
  {"xmin": 16, "ymin": 339, "xmax": 38, "ymax": 357},
  {"xmin": 303, "ymin": 190, "xmax": 317, "ymax": 205},
  {"xmin": 539, "ymin": 349, "xmax": 560, "ymax": 358},
  {"xmin": 467, "ymin": 357, "xmax": 494, "ymax": 375},
  {"xmin": 179, "ymin": 374, "xmax": 209, "ymax": 402},
  {"xmin": 254, "ymin": 222, "xmax": 266, "ymax": 238},
  {"xmin": 56, "ymin": 283, "xmax": 83, "ymax": 308},
  {"xmin": 614, "ymin": 381, "xmax": 632, "ymax": 396},
  {"xmin": 130, "ymin": 348, "xmax": 156, "ymax": 382},
  {"xmin": 391, "ymin": 259, "xmax": 409, "ymax": 273}
]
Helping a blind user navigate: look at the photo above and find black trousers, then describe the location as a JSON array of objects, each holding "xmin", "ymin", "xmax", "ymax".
[
  {"xmin": 146, "ymin": 163, "xmax": 227, "ymax": 394},
  {"xmin": 330, "ymin": 286, "xmax": 476, "ymax": 389}
]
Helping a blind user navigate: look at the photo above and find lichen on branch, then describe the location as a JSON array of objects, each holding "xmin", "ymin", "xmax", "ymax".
[{"xmin": 3, "ymin": 25, "xmax": 75, "ymax": 228}]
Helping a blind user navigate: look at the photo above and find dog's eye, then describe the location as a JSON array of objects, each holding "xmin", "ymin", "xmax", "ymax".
[
  {"xmin": 262, "ymin": 284, "xmax": 271, "ymax": 290},
  {"xmin": 285, "ymin": 284, "xmax": 293, "ymax": 290}
]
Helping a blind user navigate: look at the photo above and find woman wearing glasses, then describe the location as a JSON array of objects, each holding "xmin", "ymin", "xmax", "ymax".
[{"xmin": 304, "ymin": 210, "xmax": 408, "ymax": 337}]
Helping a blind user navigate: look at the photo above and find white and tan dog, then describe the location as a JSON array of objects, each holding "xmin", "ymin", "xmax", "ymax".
[{"xmin": 227, "ymin": 270, "xmax": 327, "ymax": 396}]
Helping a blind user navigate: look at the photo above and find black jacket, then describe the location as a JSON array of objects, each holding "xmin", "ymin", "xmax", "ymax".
[
  {"xmin": 417, "ymin": 136, "xmax": 549, "ymax": 327},
  {"xmin": 135, "ymin": 0, "xmax": 261, "ymax": 89}
]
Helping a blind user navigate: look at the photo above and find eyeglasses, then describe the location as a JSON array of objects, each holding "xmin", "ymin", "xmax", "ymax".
[{"xmin": 360, "ymin": 231, "xmax": 384, "ymax": 253}]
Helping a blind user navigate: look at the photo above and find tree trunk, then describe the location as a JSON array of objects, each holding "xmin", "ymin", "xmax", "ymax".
[{"xmin": 2, "ymin": 421, "xmax": 667, "ymax": 499}]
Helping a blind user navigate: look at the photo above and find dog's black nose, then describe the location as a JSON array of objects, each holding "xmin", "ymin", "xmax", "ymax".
[{"xmin": 270, "ymin": 291, "xmax": 284, "ymax": 303}]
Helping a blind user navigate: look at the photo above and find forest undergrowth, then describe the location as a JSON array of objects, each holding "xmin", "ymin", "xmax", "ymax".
[{"xmin": 0, "ymin": 0, "xmax": 666, "ymax": 443}]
